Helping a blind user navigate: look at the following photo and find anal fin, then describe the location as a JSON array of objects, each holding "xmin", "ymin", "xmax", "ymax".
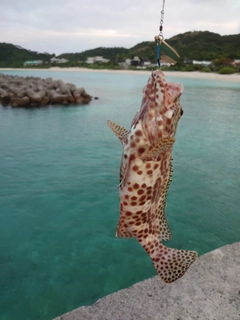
[{"xmin": 116, "ymin": 220, "xmax": 133, "ymax": 238}]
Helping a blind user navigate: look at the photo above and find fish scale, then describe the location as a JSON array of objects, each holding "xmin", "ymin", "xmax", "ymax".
[{"xmin": 108, "ymin": 69, "xmax": 197, "ymax": 283}]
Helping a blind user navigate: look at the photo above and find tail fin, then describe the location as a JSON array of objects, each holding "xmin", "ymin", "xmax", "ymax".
[{"xmin": 143, "ymin": 240, "xmax": 197, "ymax": 283}]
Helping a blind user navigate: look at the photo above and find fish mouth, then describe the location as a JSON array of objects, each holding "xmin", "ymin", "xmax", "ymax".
[
  {"xmin": 151, "ymin": 69, "xmax": 184, "ymax": 104},
  {"xmin": 132, "ymin": 70, "xmax": 184, "ymax": 139}
]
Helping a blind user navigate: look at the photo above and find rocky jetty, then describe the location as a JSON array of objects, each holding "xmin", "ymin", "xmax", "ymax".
[{"xmin": 0, "ymin": 73, "xmax": 92, "ymax": 107}]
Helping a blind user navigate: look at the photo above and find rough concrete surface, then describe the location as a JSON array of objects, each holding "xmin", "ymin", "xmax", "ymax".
[{"xmin": 54, "ymin": 242, "xmax": 240, "ymax": 320}]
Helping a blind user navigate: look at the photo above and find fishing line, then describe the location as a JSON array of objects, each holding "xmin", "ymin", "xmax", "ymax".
[
  {"xmin": 154, "ymin": 0, "xmax": 180, "ymax": 68},
  {"xmin": 159, "ymin": 0, "xmax": 165, "ymax": 39},
  {"xmin": 155, "ymin": 0, "xmax": 165, "ymax": 67}
]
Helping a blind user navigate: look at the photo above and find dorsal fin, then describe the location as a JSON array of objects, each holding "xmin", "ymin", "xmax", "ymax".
[
  {"xmin": 156, "ymin": 203, "xmax": 172, "ymax": 241},
  {"xmin": 107, "ymin": 120, "xmax": 128, "ymax": 145}
]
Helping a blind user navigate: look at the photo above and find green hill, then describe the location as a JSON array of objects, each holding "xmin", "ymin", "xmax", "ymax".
[
  {"xmin": 0, "ymin": 43, "xmax": 53, "ymax": 68},
  {"xmin": 166, "ymin": 31, "xmax": 240, "ymax": 60},
  {"xmin": 58, "ymin": 47, "xmax": 128, "ymax": 63},
  {"xmin": 0, "ymin": 31, "xmax": 240, "ymax": 68},
  {"xmin": 58, "ymin": 31, "xmax": 240, "ymax": 63}
]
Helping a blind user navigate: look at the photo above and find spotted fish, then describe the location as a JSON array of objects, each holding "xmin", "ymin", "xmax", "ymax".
[{"xmin": 108, "ymin": 69, "xmax": 197, "ymax": 283}]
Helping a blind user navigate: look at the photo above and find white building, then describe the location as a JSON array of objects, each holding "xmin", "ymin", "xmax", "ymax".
[
  {"xmin": 24, "ymin": 60, "xmax": 43, "ymax": 66},
  {"xmin": 192, "ymin": 60, "xmax": 211, "ymax": 66},
  {"xmin": 86, "ymin": 56, "xmax": 109, "ymax": 64},
  {"xmin": 133, "ymin": 56, "xmax": 140, "ymax": 61},
  {"xmin": 86, "ymin": 57, "xmax": 95, "ymax": 64},
  {"xmin": 125, "ymin": 59, "xmax": 131, "ymax": 65},
  {"xmin": 233, "ymin": 59, "xmax": 240, "ymax": 65},
  {"xmin": 50, "ymin": 58, "xmax": 68, "ymax": 64},
  {"xmin": 160, "ymin": 60, "xmax": 171, "ymax": 67}
]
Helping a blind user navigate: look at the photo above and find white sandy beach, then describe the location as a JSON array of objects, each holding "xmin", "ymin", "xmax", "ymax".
[{"xmin": 1, "ymin": 67, "xmax": 240, "ymax": 82}]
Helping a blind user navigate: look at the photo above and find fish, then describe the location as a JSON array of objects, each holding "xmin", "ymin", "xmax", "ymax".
[{"xmin": 108, "ymin": 69, "xmax": 197, "ymax": 283}]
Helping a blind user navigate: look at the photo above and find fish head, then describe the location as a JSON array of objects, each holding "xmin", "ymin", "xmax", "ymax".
[{"xmin": 131, "ymin": 69, "xmax": 184, "ymax": 145}]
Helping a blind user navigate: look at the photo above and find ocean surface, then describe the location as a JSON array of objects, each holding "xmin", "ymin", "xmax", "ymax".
[{"xmin": 0, "ymin": 69, "xmax": 239, "ymax": 320}]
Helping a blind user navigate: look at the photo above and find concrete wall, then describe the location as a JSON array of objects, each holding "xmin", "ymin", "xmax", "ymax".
[{"xmin": 54, "ymin": 242, "xmax": 240, "ymax": 320}]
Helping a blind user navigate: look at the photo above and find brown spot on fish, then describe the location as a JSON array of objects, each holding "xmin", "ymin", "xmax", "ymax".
[
  {"xmin": 137, "ymin": 189, "xmax": 144, "ymax": 195},
  {"xmin": 129, "ymin": 154, "xmax": 136, "ymax": 161},
  {"xmin": 139, "ymin": 195, "xmax": 146, "ymax": 202},
  {"xmin": 167, "ymin": 118, "xmax": 171, "ymax": 125},
  {"xmin": 138, "ymin": 147, "xmax": 145, "ymax": 154},
  {"xmin": 135, "ymin": 130, "xmax": 143, "ymax": 136},
  {"xmin": 132, "ymin": 165, "xmax": 139, "ymax": 172}
]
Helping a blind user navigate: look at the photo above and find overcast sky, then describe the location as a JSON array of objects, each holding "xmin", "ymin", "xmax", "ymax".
[{"xmin": 1, "ymin": 0, "xmax": 239, "ymax": 55}]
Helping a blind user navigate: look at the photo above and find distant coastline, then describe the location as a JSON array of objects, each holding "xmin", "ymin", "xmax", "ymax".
[{"xmin": 1, "ymin": 67, "xmax": 240, "ymax": 82}]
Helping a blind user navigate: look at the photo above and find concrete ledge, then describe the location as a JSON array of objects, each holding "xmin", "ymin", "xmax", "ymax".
[{"xmin": 54, "ymin": 242, "xmax": 240, "ymax": 320}]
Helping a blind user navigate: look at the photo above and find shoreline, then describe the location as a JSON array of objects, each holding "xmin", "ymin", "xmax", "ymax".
[{"xmin": 1, "ymin": 67, "xmax": 240, "ymax": 82}]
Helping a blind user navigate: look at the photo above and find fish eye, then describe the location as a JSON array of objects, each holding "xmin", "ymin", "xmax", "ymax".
[{"xmin": 180, "ymin": 109, "xmax": 184, "ymax": 116}]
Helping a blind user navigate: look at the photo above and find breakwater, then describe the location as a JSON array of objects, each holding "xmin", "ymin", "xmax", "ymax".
[{"xmin": 0, "ymin": 73, "xmax": 91, "ymax": 107}]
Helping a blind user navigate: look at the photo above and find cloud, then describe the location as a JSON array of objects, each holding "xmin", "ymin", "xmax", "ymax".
[{"xmin": 0, "ymin": 0, "xmax": 239, "ymax": 54}]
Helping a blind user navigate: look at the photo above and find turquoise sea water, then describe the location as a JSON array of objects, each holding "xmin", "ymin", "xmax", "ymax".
[{"xmin": 0, "ymin": 70, "xmax": 240, "ymax": 320}]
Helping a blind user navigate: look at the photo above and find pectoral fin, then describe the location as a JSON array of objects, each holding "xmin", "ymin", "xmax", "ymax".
[
  {"xmin": 107, "ymin": 120, "xmax": 129, "ymax": 145},
  {"xmin": 139, "ymin": 137, "xmax": 175, "ymax": 161}
]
